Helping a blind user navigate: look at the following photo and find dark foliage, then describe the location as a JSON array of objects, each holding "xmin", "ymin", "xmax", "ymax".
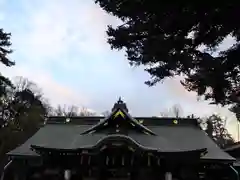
[
  {"xmin": 95, "ymin": 1, "xmax": 240, "ymax": 107},
  {"xmin": 0, "ymin": 29, "xmax": 14, "ymax": 67},
  {"xmin": 229, "ymin": 90, "xmax": 240, "ymax": 121},
  {"xmin": 0, "ymin": 77, "xmax": 49, "ymax": 169},
  {"xmin": 0, "ymin": 29, "xmax": 14, "ymax": 97},
  {"xmin": 229, "ymin": 104, "xmax": 240, "ymax": 121},
  {"xmin": 205, "ymin": 114, "xmax": 234, "ymax": 148}
]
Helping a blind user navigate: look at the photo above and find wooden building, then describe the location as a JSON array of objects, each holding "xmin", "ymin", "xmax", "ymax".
[{"xmin": 2, "ymin": 98, "xmax": 238, "ymax": 180}]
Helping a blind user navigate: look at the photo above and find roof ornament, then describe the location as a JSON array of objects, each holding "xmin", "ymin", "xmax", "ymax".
[
  {"xmin": 113, "ymin": 110, "xmax": 126, "ymax": 119},
  {"xmin": 66, "ymin": 118, "xmax": 71, "ymax": 123},
  {"xmin": 112, "ymin": 97, "xmax": 129, "ymax": 112},
  {"xmin": 173, "ymin": 119, "xmax": 178, "ymax": 125},
  {"xmin": 118, "ymin": 97, "xmax": 123, "ymax": 104}
]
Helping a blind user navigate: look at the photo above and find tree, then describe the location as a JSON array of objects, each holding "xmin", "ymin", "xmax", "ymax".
[
  {"xmin": 0, "ymin": 77, "xmax": 48, "ymax": 129},
  {"xmin": 0, "ymin": 29, "xmax": 14, "ymax": 97},
  {"xmin": 52, "ymin": 105, "xmax": 96, "ymax": 117},
  {"xmin": 160, "ymin": 104, "xmax": 183, "ymax": 117},
  {"xmin": 10, "ymin": 77, "xmax": 48, "ymax": 130},
  {"xmin": 0, "ymin": 28, "xmax": 15, "ymax": 130},
  {"xmin": 79, "ymin": 107, "xmax": 96, "ymax": 116},
  {"xmin": 229, "ymin": 90, "xmax": 240, "ymax": 121},
  {"xmin": 101, "ymin": 110, "xmax": 111, "ymax": 117},
  {"xmin": 0, "ymin": 77, "xmax": 49, "ymax": 166},
  {"xmin": 95, "ymin": 1, "xmax": 240, "ymax": 112},
  {"xmin": 229, "ymin": 104, "xmax": 240, "ymax": 121},
  {"xmin": 54, "ymin": 105, "xmax": 79, "ymax": 117},
  {"xmin": 203, "ymin": 114, "xmax": 234, "ymax": 148}
]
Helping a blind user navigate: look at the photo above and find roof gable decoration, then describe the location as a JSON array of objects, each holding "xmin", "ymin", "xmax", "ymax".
[
  {"xmin": 173, "ymin": 119, "xmax": 178, "ymax": 124},
  {"xmin": 81, "ymin": 99, "xmax": 156, "ymax": 135},
  {"xmin": 112, "ymin": 97, "xmax": 129, "ymax": 112},
  {"xmin": 113, "ymin": 109, "xmax": 126, "ymax": 119}
]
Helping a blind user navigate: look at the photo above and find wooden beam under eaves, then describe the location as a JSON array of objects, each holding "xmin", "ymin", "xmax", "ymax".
[
  {"xmin": 80, "ymin": 156, "xmax": 83, "ymax": 165},
  {"xmin": 131, "ymin": 155, "xmax": 134, "ymax": 165},
  {"xmin": 157, "ymin": 158, "xmax": 160, "ymax": 166},
  {"xmin": 121, "ymin": 156, "xmax": 125, "ymax": 166},
  {"xmin": 106, "ymin": 156, "xmax": 109, "ymax": 165},
  {"xmin": 112, "ymin": 156, "xmax": 115, "ymax": 165},
  {"xmin": 147, "ymin": 155, "xmax": 151, "ymax": 166},
  {"xmin": 88, "ymin": 156, "xmax": 91, "ymax": 165}
]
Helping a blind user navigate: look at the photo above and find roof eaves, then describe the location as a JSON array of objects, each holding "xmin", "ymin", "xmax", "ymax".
[{"xmin": 30, "ymin": 134, "xmax": 208, "ymax": 154}]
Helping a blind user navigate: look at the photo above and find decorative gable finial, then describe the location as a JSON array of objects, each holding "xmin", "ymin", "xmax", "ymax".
[
  {"xmin": 118, "ymin": 97, "xmax": 123, "ymax": 104},
  {"xmin": 112, "ymin": 97, "xmax": 129, "ymax": 112}
]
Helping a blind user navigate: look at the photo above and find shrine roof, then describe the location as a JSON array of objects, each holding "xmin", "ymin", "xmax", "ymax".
[
  {"xmin": 7, "ymin": 98, "xmax": 235, "ymax": 162},
  {"xmin": 8, "ymin": 118, "xmax": 235, "ymax": 162}
]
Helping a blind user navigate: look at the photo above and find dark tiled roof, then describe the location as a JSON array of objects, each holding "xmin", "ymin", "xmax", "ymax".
[
  {"xmin": 8, "ymin": 99, "xmax": 234, "ymax": 162},
  {"xmin": 148, "ymin": 126, "xmax": 234, "ymax": 161},
  {"xmin": 8, "ymin": 125, "xmax": 92, "ymax": 156},
  {"xmin": 8, "ymin": 122, "xmax": 235, "ymax": 162}
]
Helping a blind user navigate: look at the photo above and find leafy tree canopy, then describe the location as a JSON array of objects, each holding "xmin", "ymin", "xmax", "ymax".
[
  {"xmin": 204, "ymin": 114, "xmax": 234, "ymax": 148},
  {"xmin": 0, "ymin": 77, "xmax": 50, "ymax": 168},
  {"xmin": 0, "ymin": 28, "xmax": 14, "ymax": 97},
  {"xmin": 95, "ymin": 1, "xmax": 240, "ymax": 107}
]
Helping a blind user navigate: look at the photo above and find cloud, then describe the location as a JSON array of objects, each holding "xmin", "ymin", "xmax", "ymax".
[
  {"xmin": 0, "ymin": 65, "xmax": 90, "ymax": 108},
  {"xmin": 0, "ymin": 0, "xmax": 238, "ymax": 139},
  {"xmin": 15, "ymin": 0, "xmax": 120, "ymax": 64},
  {"xmin": 0, "ymin": 0, "xmax": 5, "ymax": 21},
  {"xmin": 0, "ymin": 0, "xmax": 120, "ymax": 108}
]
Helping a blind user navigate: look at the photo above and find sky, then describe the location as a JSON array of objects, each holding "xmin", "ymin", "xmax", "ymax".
[{"xmin": 0, "ymin": 0, "xmax": 239, "ymax": 139}]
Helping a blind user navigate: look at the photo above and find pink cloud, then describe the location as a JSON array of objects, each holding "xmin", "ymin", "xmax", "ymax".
[{"xmin": 0, "ymin": 65, "xmax": 90, "ymax": 108}]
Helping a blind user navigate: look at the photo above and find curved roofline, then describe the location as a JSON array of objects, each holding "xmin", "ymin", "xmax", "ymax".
[
  {"xmin": 86, "ymin": 134, "xmax": 207, "ymax": 154},
  {"xmin": 87, "ymin": 134, "xmax": 158, "ymax": 151},
  {"xmin": 31, "ymin": 134, "xmax": 207, "ymax": 155}
]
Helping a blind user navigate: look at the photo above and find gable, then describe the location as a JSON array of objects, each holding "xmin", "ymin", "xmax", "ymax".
[{"xmin": 81, "ymin": 108, "xmax": 156, "ymax": 135}]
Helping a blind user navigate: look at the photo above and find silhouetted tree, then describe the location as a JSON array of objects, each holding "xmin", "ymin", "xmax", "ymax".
[
  {"xmin": 79, "ymin": 107, "xmax": 96, "ymax": 116},
  {"xmin": 0, "ymin": 77, "xmax": 50, "ymax": 167},
  {"xmin": 54, "ymin": 105, "xmax": 79, "ymax": 117},
  {"xmin": 0, "ymin": 29, "xmax": 14, "ymax": 130},
  {"xmin": 53, "ymin": 105, "xmax": 96, "ymax": 117},
  {"xmin": 229, "ymin": 90, "xmax": 240, "ymax": 121},
  {"xmin": 95, "ymin": 1, "xmax": 240, "ymax": 117},
  {"xmin": 101, "ymin": 110, "xmax": 111, "ymax": 117},
  {"xmin": 160, "ymin": 104, "xmax": 183, "ymax": 117},
  {"xmin": 0, "ymin": 29, "xmax": 14, "ymax": 97},
  {"xmin": 204, "ymin": 114, "xmax": 234, "ymax": 148},
  {"xmin": 229, "ymin": 104, "xmax": 240, "ymax": 122}
]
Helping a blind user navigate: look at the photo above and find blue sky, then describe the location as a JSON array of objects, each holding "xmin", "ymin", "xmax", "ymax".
[{"xmin": 0, "ymin": 0, "xmax": 239, "ymax": 137}]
